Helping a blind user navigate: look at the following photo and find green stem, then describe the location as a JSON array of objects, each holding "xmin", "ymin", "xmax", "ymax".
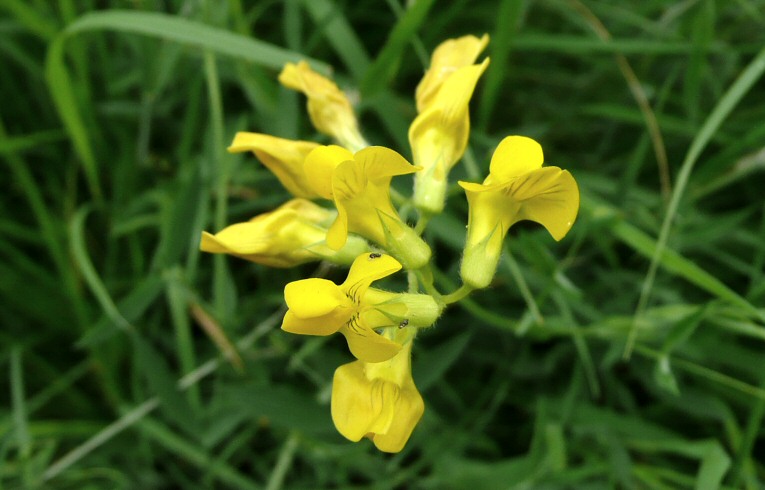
[
  {"xmin": 432, "ymin": 268, "xmax": 517, "ymax": 330},
  {"xmin": 414, "ymin": 213, "xmax": 430, "ymax": 235},
  {"xmin": 414, "ymin": 265, "xmax": 441, "ymax": 300},
  {"xmin": 502, "ymin": 245, "xmax": 543, "ymax": 324},
  {"xmin": 203, "ymin": 49, "xmax": 230, "ymax": 317},
  {"xmin": 552, "ymin": 291, "xmax": 600, "ymax": 399},
  {"xmin": 442, "ymin": 284, "xmax": 474, "ymax": 305},
  {"xmin": 407, "ymin": 270, "xmax": 418, "ymax": 294}
]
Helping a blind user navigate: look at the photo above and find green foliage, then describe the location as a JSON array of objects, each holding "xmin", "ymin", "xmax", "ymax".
[{"xmin": 2, "ymin": 0, "xmax": 765, "ymax": 488}]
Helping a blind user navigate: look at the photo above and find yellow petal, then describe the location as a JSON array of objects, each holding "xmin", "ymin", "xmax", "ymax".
[
  {"xmin": 200, "ymin": 216, "xmax": 291, "ymax": 255},
  {"xmin": 199, "ymin": 207, "xmax": 304, "ymax": 267},
  {"xmin": 326, "ymin": 147, "xmax": 418, "ymax": 251},
  {"xmin": 342, "ymin": 253, "xmax": 402, "ymax": 300},
  {"xmin": 416, "ymin": 34, "xmax": 489, "ymax": 112},
  {"xmin": 200, "ymin": 229, "xmax": 296, "ymax": 267},
  {"xmin": 431, "ymin": 59, "xmax": 489, "ymax": 128},
  {"xmin": 331, "ymin": 362, "xmax": 395, "ymax": 441},
  {"xmin": 463, "ymin": 167, "xmax": 580, "ymax": 243},
  {"xmin": 199, "ymin": 231, "xmax": 234, "ymax": 254},
  {"xmin": 284, "ymin": 278, "xmax": 352, "ymax": 318},
  {"xmin": 458, "ymin": 180, "xmax": 512, "ymax": 248},
  {"xmin": 278, "ymin": 62, "xmax": 343, "ymax": 107},
  {"xmin": 458, "ymin": 184, "xmax": 507, "ymax": 289},
  {"xmin": 361, "ymin": 288, "xmax": 398, "ymax": 305},
  {"xmin": 281, "ymin": 310, "xmax": 344, "ymax": 336},
  {"xmin": 487, "ymin": 135, "xmax": 544, "ymax": 183},
  {"xmin": 303, "ymin": 145, "xmax": 354, "ymax": 199},
  {"xmin": 278, "ymin": 61, "xmax": 366, "ymax": 150},
  {"xmin": 329, "ymin": 158, "xmax": 387, "ymax": 247},
  {"xmin": 353, "ymin": 146, "xmax": 420, "ymax": 182},
  {"xmin": 509, "ymin": 167, "xmax": 580, "ymax": 241},
  {"xmin": 458, "ymin": 180, "xmax": 489, "ymax": 193},
  {"xmin": 276, "ymin": 198, "xmax": 336, "ymax": 227},
  {"xmin": 332, "ymin": 343, "xmax": 424, "ymax": 452},
  {"xmin": 409, "ymin": 59, "xmax": 489, "ymax": 172},
  {"xmin": 359, "ymin": 302, "xmax": 408, "ymax": 328},
  {"xmin": 200, "ymin": 199, "xmax": 342, "ymax": 267},
  {"xmin": 325, "ymin": 204, "xmax": 351, "ymax": 251},
  {"xmin": 340, "ymin": 320, "xmax": 402, "ymax": 363},
  {"xmin": 371, "ymin": 383, "xmax": 424, "ymax": 453},
  {"xmin": 227, "ymin": 132, "xmax": 319, "ymax": 198}
]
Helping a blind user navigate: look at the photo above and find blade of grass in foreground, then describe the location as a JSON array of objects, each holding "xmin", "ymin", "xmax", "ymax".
[
  {"xmin": 625, "ymin": 45, "xmax": 765, "ymax": 358},
  {"xmin": 62, "ymin": 10, "xmax": 330, "ymax": 71}
]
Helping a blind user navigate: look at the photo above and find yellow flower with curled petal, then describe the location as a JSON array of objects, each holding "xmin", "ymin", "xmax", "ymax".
[
  {"xmin": 459, "ymin": 136, "xmax": 580, "ymax": 289},
  {"xmin": 415, "ymin": 33, "xmax": 489, "ymax": 112},
  {"xmin": 409, "ymin": 35, "xmax": 490, "ymax": 215},
  {"xmin": 227, "ymin": 132, "xmax": 320, "ymax": 198},
  {"xmin": 304, "ymin": 145, "xmax": 432, "ymax": 270},
  {"xmin": 282, "ymin": 253, "xmax": 439, "ymax": 362},
  {"xmin": 200, "ymin": 199, "xmax": 368, "ymax": 268},
  {"xmin": 279, "ymin": 61, "xmax": 368, "ymax": 152},
  {"xmin": 331, "ymin": 339, "xmax": 423, "ymax": 453}
]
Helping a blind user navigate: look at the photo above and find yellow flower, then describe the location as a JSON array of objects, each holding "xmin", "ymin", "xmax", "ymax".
[
  {"xmin": 459, "ymin": 136, "xmax": 579, "ymax": 289},
  {"xmin": 414, "ymin": 34, "xmax": 490, "ymax": 112},
  {"xmin": 227, "ymin": 132, "xmax": 320, "ymax": 199},
  {"xmin": 409, "ymin": 35, "xmax": 490, "ymax": 215},
  {"xmin": 200, "ymin": 199, "xmax": 368, "ymax": 268},
  {"xmin": 279, "ymin": 61, "xmax": 367, "ymax": 151},
  {"xmin": 282, "ymin": 253, "xmax": 439, "ymax": 362},
  {"xmin": 304, "ymin": 145, "xmax": 432, "ymax": 270},
  {"xmin": 331, "ymin": 339, "xmax": 424, "ymax": 453},
  {"xmin": 301, "ymin": 144, "xmax": 349, "ymax": 200}
]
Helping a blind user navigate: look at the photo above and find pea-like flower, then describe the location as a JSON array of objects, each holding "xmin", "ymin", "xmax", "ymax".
[
  {"xmin": 227, "ymin": 132, "xmax": 320, "ymax": 198},
  {"xmin": 303, "ymin": 145, "xmax": 432, "ymax": 270},
  {"xmin": 200, "ymin": 199, "xmax": 367, "ymax": 268},
  {"xmin": 409, "ymin": 34, "xmax": 489, "ymax": 215},
  {"xmin": 282, "ymin": 253, "xmax": 440, "ymax": 362},
  {"xmin": 279, "ymin": 61, "xmax": 367, "ymax": 152},
  {"xmin": 331, "ymin": 338, "xmax": 423, "ymax": 453},
  {"xmin": 459, "ymin": 136, "xmax": 579, "ymax": 289}
]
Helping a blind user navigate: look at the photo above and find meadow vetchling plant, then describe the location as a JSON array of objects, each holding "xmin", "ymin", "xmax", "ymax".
[{"xmin": 200, "ymin": 34, "xmax": 580, "ymax": 453}]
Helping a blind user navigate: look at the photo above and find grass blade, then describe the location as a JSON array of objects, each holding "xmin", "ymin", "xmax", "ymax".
[
  {"xmin": 302, "ymin": 0, "xmax": 369, "ymax": 79},
  {"xmin": 69, "ymin": 206, "xmax": 132, "ymax": 332},
  {"xmin": 626, "ymin": 45, "xmax": 765, "ymax": 358},
  {"xmin": 64, "ymin": 10, "xmax": 330, "ymax": 71},
  {"xmin": 360, "ymin": 0, "xmax": 436, "ymax": 96}
]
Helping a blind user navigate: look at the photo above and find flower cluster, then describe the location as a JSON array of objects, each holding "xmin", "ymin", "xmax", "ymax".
[{"xmin": 200, "ymin": 34, "xmax": 579, "ymax": 453}]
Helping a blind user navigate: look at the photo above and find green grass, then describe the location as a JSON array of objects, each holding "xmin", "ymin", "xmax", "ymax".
[{"xmin": 2, "ymin": 0, "xmax": 765, "ymax": 488}]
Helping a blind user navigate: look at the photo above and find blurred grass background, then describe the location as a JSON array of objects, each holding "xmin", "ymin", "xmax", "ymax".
[{"xmin": 2, "ymin": 0, "xmax": 765, "ymax": 488}]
